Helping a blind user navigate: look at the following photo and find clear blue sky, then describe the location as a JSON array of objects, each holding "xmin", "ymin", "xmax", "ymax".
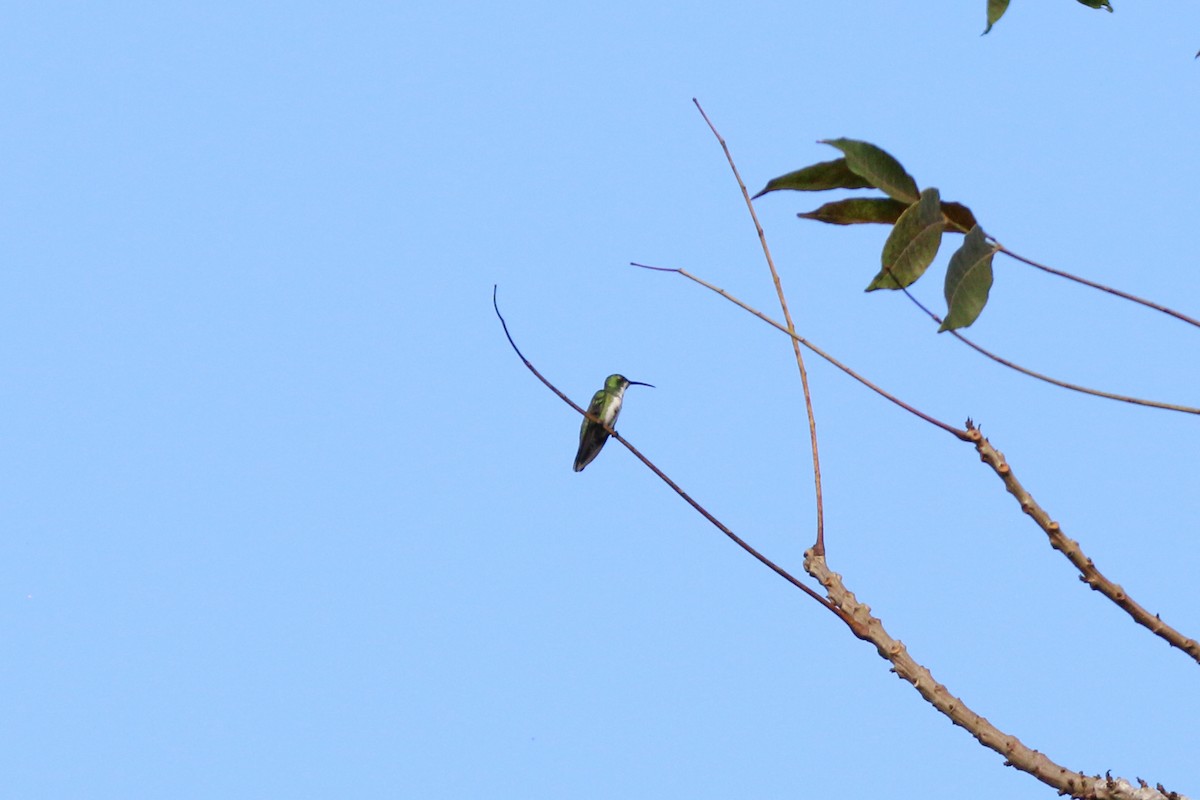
[{"xmin": 4, "ymin": 3, "xmax": 1198, "ymax": 798}]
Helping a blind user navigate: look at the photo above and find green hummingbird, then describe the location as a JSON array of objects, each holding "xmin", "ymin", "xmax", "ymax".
[{"xmin": 573, "ymin": 374, "xmax": 654, "ymax": 472}]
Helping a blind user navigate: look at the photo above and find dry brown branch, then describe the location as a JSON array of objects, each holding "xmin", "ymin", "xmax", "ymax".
[
  {"xmin": 804, "ymin": 549, "xmax": 1188, "ymax": 800},
  {"xmin": 966, "ymin": 422, "xmax": 1200, "ymax": 665}
]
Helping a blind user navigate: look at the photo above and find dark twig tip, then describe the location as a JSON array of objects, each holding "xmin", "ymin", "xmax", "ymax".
[{"xmin": 630, "ymin": 261, "xmax": 680, "ymax": 273}]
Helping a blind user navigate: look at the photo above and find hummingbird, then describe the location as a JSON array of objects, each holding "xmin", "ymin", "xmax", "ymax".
[{"xmin": 573, "ymin": 374, "xmax": 654, "ymax": 472}]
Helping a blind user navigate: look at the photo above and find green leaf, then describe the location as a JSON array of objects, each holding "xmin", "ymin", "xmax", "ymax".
[
  {"xmin": 798, "ymin": 197, "xmax": 909, "ymax": 225},
  {"xmin": 1075, "ymin": 0, "xmax": 1113, "ymax": 11},
  {"xmin": 821, "ymin": 139, "xmax": 919, "ymax": 204},
  {"xmin": 984, "ymin": 0, "xmax": 1010, "ymax": 34},
  {"xmin": 939, "ymin": 226, "xmax": 998, "ymax": 331},
  {"xmin": 752, "ymin": 159, "xmax": 875, "ymax": 199},
  {"xmin": 868, "ymin": 188, "xmax": 944, "ymax": 291}
]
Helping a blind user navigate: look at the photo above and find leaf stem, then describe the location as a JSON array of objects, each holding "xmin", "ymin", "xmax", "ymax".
[{"xmin": 900, "ymin": 289, "xmax": 1200, "ymax": 415}]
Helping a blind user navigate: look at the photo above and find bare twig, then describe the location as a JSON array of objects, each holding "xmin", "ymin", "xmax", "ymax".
[
  {"xmin": 693, "ymin": 99, "xmax": 827, "ymax": 555},
  {"xmin": 994, "ymin": 241, "xmax": 1200, "ymax": 331},
  {"xmin": 901, "ymin": 289, "xmax": 1200, "ymax": 416},
  {"xmin": 631, "ymin": 263, "xmax": 969, "ymax": 439},
  {"xmin": 939, "ymin": 216, "xmax": 1200, "ymax": 331},
  {"xmin": 492, "ymin": 285, "xmax": 849, "ymax": 623},
  {"xmin": 966, "ymin": 422, "xmax": 1200, "ymax": 665},
  {"xmin": 805, "ymin": 549, "xmax": 1187, "ymax": 800}
]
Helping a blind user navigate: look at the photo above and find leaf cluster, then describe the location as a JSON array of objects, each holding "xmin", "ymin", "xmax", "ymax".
[{"xmin": 754, "ymin": 139, "xmax": 997, "ymax": 331}]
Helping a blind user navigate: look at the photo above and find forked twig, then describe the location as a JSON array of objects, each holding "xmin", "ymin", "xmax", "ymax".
[
  {"xmin": 506, "ymin": 96, "xmax": 1196, "ymax": 794},
  {"xmin": 693, "ymin": 98, "xmax": 827, "ymax": 555}
]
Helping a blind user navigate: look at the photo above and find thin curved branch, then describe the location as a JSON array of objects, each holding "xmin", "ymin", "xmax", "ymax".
[
  {"xmin": 939, "ymin": 216, "xmax": 1200, "ymax": 331},
  {"xmin": 631, "ymin": 263, "xmax": 970, "ymax": 439},
  {"xmin": 491, "ymin": 285, "xmax": 849, "ymax": 623},
  {"xmin": 994, "ymin": 241, "xmax": 1200, "ymax": 331},
  {"xmin": 805, "ymin": 549, "xmax": 1187, "ymax": 800},
  {"xmin": 966, "ymin": 421, "xmax": 1200, "ymax": 665},
  {"xmin": 693, "ymin": 99, "xmax": 827, "ymax": 555},
  {"xmin": 900, "ymin": 289, "xmax": 1200, "ymax": 416}
]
